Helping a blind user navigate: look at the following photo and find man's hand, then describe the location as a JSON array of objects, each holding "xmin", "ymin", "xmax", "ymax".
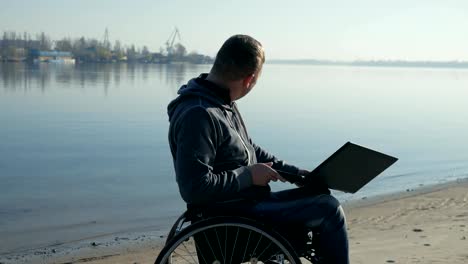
[
  {"xmin": 295, "ymin": 169, "xmax": 311, "ymax": 187},
  {"xmin": 298, "ymin": 168, "xmax": 331, "ymax": 194},
  {"xmin": 249, "ymin": 162, "xmax": 286, "ymax": 186}
]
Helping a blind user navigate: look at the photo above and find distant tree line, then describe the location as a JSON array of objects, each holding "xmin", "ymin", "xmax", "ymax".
[
  {"xmin": 267, "ymin": 58, "xmax": 468, "ymax": 69},
  {"xmin": 0, "ymin": 30, "xmax": 213, "ymax": 64}
]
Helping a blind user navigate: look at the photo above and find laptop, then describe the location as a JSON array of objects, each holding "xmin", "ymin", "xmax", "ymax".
[{"xmin": 278, "ymin": 142, "xmax": 398, "ymax": 193}]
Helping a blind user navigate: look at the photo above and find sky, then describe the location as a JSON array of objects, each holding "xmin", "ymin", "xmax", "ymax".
[{"xmin": 1, "ymin": 0, "xmax": 468, "ymax": 61}]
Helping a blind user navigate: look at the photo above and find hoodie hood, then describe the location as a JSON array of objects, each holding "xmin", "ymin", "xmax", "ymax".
[{"xmin": 167, "ymin": 73, "xmax": 232, "ymax": 119}]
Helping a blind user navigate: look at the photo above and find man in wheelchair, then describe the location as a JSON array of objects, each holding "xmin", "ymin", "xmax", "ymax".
[{"xmin": 166, "ymin": 35, "xmax": 349, "ymax": 264}]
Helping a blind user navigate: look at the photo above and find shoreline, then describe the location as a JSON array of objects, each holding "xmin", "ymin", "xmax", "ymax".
[
  {"xmin": 4, "ymin": 60, "xmax": 468, "ymax": 70},
  {"xmin": 1, "ymin": 177, "xmax": 467, "ymax": 264},
  {"xmin": 343, "ymin": 177, "xmax": 468, "ymax": 210}
]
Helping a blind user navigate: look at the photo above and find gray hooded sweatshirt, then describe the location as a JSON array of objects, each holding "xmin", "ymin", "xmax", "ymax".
[{"xmin": 167, "ymin": 74, "xmax": 299, "ymax": 205}]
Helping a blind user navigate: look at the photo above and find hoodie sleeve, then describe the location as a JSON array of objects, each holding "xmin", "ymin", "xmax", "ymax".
[
  {"xmin": 173, "ymin": 107, "xmax": 253, "ymax": 204},
  {"xmin": 251, "ymin": 141, "xmax": 300, "ymax": 175}
]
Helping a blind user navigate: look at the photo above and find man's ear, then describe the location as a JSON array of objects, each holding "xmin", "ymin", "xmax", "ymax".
[{"xmin": 242, "ymin": 74, "xmax": 255, "ymax": 88}]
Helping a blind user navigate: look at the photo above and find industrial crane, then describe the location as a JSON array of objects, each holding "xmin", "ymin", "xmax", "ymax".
[{"xmin": 165, "ymin": 28, "xmax": 182, "ymax": 56}]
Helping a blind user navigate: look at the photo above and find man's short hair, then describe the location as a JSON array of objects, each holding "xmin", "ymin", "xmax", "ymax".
[{"xmin": 211, "ymin": 35, "xmax": 265, "ymax": 81}]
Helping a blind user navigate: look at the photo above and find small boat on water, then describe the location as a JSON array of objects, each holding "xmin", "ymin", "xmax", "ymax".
[
  {"xmin": 6, "ymin": 57, "xmax": 26, "ymax": 62},
  {"xmin": 30, "ymin": 50, "xmax": 76, "ymax": 64},
  {"xmin": 33, "ymin": 58, "xmax": 76, "ymax": 64}
]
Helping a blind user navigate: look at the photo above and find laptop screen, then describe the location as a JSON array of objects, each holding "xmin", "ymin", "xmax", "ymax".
[{"xmin": 308, "ymin": 142, "xmax": 398, "ymax": 193}]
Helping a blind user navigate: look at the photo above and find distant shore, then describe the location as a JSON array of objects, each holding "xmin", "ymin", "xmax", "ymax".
[
  {"xmin": 3, "ymin": 59, "xmax": 468, "ymax": 69},
  {"xmin": 267, "ymin": 59, "xmax": 468, "ymax": 69},
  {"xmin": 1, "ymin": 178, "xmax": 467, "ymax": 264}
]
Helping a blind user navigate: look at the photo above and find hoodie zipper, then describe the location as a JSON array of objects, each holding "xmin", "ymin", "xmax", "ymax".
[
  {"xmin": 226, "ymin": 111, "xmax": 251, "ymax": 166},
  {"xmin": 235, "ymin": 130, "xmax": 251, "ymax": 166}
]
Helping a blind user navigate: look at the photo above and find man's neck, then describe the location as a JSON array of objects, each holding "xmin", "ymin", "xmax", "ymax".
[
  {"xmin": 206, "ymin": 74, "xmax": 229, "ymax": 90},
  {"xmin": 206, "ymin": 73, "xmax": 237, "ymax": 102},
  {"xmin": 204, "ymin": 74, "xmax": 232, "ymax": 104}
]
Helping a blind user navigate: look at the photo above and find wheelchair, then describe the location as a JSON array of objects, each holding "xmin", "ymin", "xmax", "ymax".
[{"xmin": 154, "ymin": 205, "xmax": 324, "ymax": 264}]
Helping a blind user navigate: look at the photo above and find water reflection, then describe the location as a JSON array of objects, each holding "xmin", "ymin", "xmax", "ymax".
[
  {"xmin": 0, "ymin": 62, "xmax": 201, "ymax": 94},
  {"xmin": 165, "ymin": 63, "xmax": 188, "ymax": 87}
]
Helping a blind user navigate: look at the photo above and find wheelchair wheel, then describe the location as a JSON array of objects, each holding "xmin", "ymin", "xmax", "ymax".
[{"xmin": 155, "ymin": 216, "xmax": 301, "ymax": 264}]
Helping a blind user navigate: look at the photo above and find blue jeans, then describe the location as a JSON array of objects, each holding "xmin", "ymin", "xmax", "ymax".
[
  {"xmin": 251, "ymin": 188, "xmax": 349, "ymax": 264},
  {"xmin": 200, "ymin": 187, "xmax": 349, "ymax": 264}
]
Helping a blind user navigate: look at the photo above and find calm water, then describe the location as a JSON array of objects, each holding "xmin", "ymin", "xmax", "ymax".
[{"xmin": 1, "ymin": 62, "xmax": 468, "ymax": 252}]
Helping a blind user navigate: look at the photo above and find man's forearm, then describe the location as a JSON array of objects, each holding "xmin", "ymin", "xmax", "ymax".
[{"xmin": 176, "ymin": 165, "xmax": 253, "ymax": 204}]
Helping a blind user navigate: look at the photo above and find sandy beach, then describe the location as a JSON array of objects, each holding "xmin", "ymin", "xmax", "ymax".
[
  {"xmin": 347, "ymin": 179, "xmax": 468, "ymax": 264},
  {"xmin": 1, "ymin": 179, "xmax": 467, "ymax": 264}
]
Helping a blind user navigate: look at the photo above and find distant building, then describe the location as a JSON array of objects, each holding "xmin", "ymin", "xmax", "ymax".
[
  {"xmin": 30, "ymin": 49, "xmax": 75, "ymax": 64},
  {"xmin": 1, "ymin": 40, "xmax": 41, "ymax": 62},
  {"xmin": 186, "ymin": 53, "xmax": 213, "ymax": 64},
  {"xmin": 150, "ymin": 52, "xmax": 166, "ymax": 63},
  {"xmin": 1, "ymin": 47, "xmax": 27, "ymax": 62}
]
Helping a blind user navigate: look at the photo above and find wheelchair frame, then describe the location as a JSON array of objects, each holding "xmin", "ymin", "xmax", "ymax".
[{"xmin": 154, "ymin": 210, "xmax": 323, "ymax": 264}]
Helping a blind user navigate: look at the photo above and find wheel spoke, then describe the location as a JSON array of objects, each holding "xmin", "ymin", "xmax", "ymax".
[
  {"xmin": 242, "ymin": 230, "xmax": 252, "ymax": 262},
  {"xmin": 229, "ymin": 227, "xmax": 240, "ymax": 264},
  {"xmin": 194, "ymin": 239, "xmax": 209, "ymax": 264},
  {"xmin": 214, "ymin": 227, "xmax": 225, "ymax": 263},
  {"xmin": 172, "ymin": 248, "xmax": 197, "ymax": 264},
  {"xmin": 157, "ymin": 220, "xmax": 299, "ymax": 264},
  {"xmin": 181, "ymin": 239, "xmax": 198, "ymax": 263},
  {"xmin": 252, "ymin": 233, "xmax": 263, "ymax": 257},
  {"xmin": 256, "ymin": 240, "xmax": 273, "ymax": 261},
  {"xmin": 203, "ymin": 230, "xmax": 219, "ymax": 261},
  {"xmin": 225, "ymin": 226, "xmax": 227, "ymax": 264}
]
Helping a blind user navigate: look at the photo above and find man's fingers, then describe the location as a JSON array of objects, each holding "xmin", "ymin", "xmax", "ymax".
[
  {"xmin": 275, "ymin": 174, "xmax": 287, "ymax": 182},
  {"xmin": 270, "ymin": 171, "xmax": 286, "ymax": 182},
  {"xmin": 264, "ymin": 162, "xmax": 273, "ymax": 167}
]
